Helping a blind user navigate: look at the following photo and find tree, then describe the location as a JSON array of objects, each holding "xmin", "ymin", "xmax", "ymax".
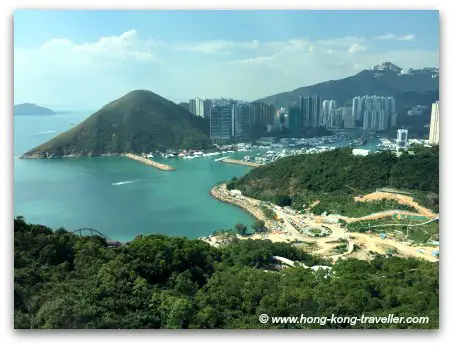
[
  {"xmin": 234, "ymin": 223, "xmax": 248, "ymax": 236},
  {"xmin": 274, "ymin": 195, "xmax": 292, "ymax": 207},
  {"xmin": 252, "ymin": 220, "xmax": 266, "ymax": 233}
]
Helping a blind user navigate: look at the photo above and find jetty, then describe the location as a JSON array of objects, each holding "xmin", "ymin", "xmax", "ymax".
[
  {"xmin": 124, "ymin": 153, "xmax": 175, "ymax": 171},
  {"xmin": 221, "ymin": 158, "xmax": 263, "ymax": 168}
]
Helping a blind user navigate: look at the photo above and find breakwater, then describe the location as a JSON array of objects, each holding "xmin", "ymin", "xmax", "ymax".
[
  {"xmin": 124, "ymin": 153, "xmax": 175, "ymax": 171},
  {"xmin": 221, "ymin": 158, "xmax": 263, "ymax": 168}
]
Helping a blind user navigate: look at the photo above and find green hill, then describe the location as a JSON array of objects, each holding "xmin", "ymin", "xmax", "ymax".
[
  {"xmin": 14, "ymin": 103, "xmax": 56, "ymax": 115},
  {"xmin": 14, "ymin": 217, "xmax": 438, "ymax": 329},
  {"xmin": 230, "ymin": 146, "xmax": 439, "ymax": 215},
  {"xmin": 21, "ymin": 90, "xmax": 211, "ymax": 158},
  {"xmin": 255, "ymin": 65, "xmax": 439, "ymax": 108}
]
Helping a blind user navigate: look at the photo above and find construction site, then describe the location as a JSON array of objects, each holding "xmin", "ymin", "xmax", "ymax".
[{"xmin": 208, "ymin": 184, "xmax": 439, "ymax": 263}]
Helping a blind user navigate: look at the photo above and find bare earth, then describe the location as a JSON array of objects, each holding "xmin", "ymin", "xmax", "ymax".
[{"xmin": 207, "ymin": 184, "xmax": 439, "ymax": 263}]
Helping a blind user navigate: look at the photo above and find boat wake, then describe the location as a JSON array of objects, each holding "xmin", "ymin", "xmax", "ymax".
[
  {"xmin": 24, "ymin": 130, "xmax": 56, "ymax": 136},
  {"xmin": 112, "ymin": 179, "xmax": 142, "ymax": 186}
]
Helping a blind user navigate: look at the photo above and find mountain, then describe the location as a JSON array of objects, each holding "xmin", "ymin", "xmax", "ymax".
[
  {"xmin": 21, "ymin": 90, "xmax": 211, "ymax": 158},
  {"xmin": 14, "ymin": 103, "xmax": 56, "ymax": 115},
  {"xmin": 178, "ymin": 102, "xmax": 190, "ymax": 111},
  {"xmin": 255, "ymin": 63, "xmax": 439, "ymax": 108}
]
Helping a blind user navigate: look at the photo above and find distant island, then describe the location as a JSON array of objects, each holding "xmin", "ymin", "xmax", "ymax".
[
  {"xmin": 20, "ymin": 90, "xmax": 211, "ymax": 159},
  {"xmin": 14, "ymin": 103, "xmax": 56, "ymax": 116}
]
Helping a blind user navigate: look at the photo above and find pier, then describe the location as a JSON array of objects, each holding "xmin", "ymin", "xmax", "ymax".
[
  {"xmin": 221, "ymin": 158, "xmax": 263, "ymax": 168},
  {"xmin": 124, "ymin": 153, "xmax": 175, "ymax": 171}
]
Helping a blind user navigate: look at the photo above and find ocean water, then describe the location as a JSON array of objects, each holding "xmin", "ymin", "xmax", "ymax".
[{"xmin": 13, "ymin": 112, "xmax": 255, "ymax": 241}]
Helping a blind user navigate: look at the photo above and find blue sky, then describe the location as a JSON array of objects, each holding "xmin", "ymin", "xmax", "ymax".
[{"xmin": 14, "ymin": 10, "xmax": 439, "ymax": 109}]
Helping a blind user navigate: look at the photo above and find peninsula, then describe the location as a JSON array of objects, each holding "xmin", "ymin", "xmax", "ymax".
[{"xmin": 20, "ymin": 90, "xmax": 211, "ymax": 159}]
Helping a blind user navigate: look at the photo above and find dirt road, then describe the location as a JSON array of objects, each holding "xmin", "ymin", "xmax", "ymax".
[{"xmin": 355, "ymin": 192, "xmax": 438, "ymax": 218}]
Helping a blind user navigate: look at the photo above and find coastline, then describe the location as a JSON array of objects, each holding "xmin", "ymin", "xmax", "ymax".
[
  {"xmin": 209, "ymin": 184, "xmax": 269, "ymax": 225},
  {"xmin": 20, "ymin": 152, "xmax": 176, "ymax": 171},
  {"xmin": 207, "ymin": 183, "xmax": 439, "ymax": 262}
]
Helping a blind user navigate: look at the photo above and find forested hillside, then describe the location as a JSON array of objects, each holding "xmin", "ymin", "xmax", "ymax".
[
  {"xmin": 21, "ymin": 90, "xmax": 211, "ymax": 158},
  {"xmin": 230, "ymin": 146, "xmax": 439, "ymax": 215},
  {"xmin": 14, "ymin": 217, "xmax": 438, "ymax": 329}
]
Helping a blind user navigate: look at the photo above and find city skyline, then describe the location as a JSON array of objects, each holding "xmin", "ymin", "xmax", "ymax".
[{"xmin": 14, "ymin": 10, "xmax": 439, "ymax": 110}]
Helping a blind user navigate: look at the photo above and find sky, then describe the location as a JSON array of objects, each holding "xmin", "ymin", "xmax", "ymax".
[{"xmin": 13, "ymin": 10, "xmax": 439, "ymax": 110}]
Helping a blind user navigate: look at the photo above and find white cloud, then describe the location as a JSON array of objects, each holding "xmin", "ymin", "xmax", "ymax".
[
  {"xmin": 14, "ymin": 30, "xmax": 437, "ymax": 107},
  {"xmin": 399, "ymin": 34, "xmax": 415, "ymax": 41},
  {"xmin": 38, "ymin": 29, "xmax": 160, "ymax": 61},
  {"xmin": 348, "ymin": 43, "xmax": 367, "ymax": 54},
  {"xmin": 174, "ymin": 40, "xmax": 260, "ymax": 54},
  {"xmin": 374, "ymin": 33, "xmax": 415, "ymax": 41}
]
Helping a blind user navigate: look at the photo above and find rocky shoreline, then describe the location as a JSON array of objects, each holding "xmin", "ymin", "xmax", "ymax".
[{"xmin": 209, "ymin": 184, "xmax": 269, "ymax": 225}]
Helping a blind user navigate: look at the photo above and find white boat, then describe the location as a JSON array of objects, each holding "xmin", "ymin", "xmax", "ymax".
[
  {"xmin": 166, "ymin": 153, "xmax": 175, "ymax": 158},
  {"xmin": 193, "ymin": 151, "xmax": 204, "ymax": 156},
  {"xmin": 214, "ymin": 156, "xmax": 228, "ymax": 162},
  {"xmin": 183, "ymin": 155, "xmax": 194, "ymax": 159},
  {"xmin": 146, "ymin": 153, "xmax": 154, "ymax": 158}
]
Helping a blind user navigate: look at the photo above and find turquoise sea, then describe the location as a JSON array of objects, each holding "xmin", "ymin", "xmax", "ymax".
[
  {"xmin": 14, "ymin": 112, "xmax": 255, "ymax": 241},
  {"xmin": 14, "ymin": 112, "xmax": 380, "ymax": 242}
]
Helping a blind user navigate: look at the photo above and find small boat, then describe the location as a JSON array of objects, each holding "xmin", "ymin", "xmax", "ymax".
[{"xmin": 214, "ymin": 156, "xmax": 228, "ymax": 162}]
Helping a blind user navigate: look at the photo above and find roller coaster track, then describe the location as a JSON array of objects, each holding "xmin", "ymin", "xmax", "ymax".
[
  {"xmin": 70, "ymin": 228, "xmax": 123, "ymax": 246},
  {"xmin": 365, "ymin": 217, "xmax": 439, "ymax": 230}
]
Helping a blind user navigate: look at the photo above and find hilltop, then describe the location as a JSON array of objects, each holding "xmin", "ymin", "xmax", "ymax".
[
  {"xmin": 21, "ymin": 90, "xmax": 211, "ymax": 158},
  {"xmin": 255, "ymin": 63, "xmax": 439, "ymax": 109},
  {"xmin": 230, "ymin": 146, "xmax": 439, "ymax": 215},
  {"xmin": 14, "ymin": 103, "xmax": 56, "ymax": 115}
]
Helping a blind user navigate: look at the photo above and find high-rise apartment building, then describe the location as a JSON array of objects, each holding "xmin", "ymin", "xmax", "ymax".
[
  {"xmin": 322, "ymin": 100, "xmax": 337, "ymax": 127},
  {"xmin": 353, "ymin": 95, "xmax": 396, "ymax": 130},
  {"xmin": 210, "ymin": 106, "xmax": 233, "ymax": 144},
  {"xmin": 250, "ymin": 103, "xmax": 275, "ymax": 129},
  {"xmin": 188, "ymin": 98, "xmax": 212, "ymax": 118},
  {"xmin": 288, "ymin": 107, "xmax": 302, "ymax": 135},
  {"xmin": 429, "ymin": 101, "xmax": 440, "ymax": 145},
  {"xmin": 298, "ymin": 94, "xmax": 322, "ymax": 128},
  {"xmin": 232, "ymin": 104, "xmax": 252, "ymax": 137},
  {"xmin": 396, "ymin": 129, "xmax": 409, "ymax": 149}
]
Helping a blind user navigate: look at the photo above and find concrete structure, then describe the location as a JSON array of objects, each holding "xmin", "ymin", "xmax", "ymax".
[
  {"xmin": 396, "ymin": 129, "xmax": 409, "ymax": 149},
  {"xmin": 352, "ymin": 149, "xmax": 370, "ymax": 156},
  {"xmin": 210, "ymin": 106, "xmax": 233, "ymax": 144},
  {"xmin": 429, "ymin": 101, "xmax": 440, "ymax": 145}
]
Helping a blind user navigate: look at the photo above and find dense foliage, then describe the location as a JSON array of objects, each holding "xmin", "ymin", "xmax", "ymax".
[
  {"xmin": 22, "ymin": 90, "xmax": 211, "ymax": 158},
  {"xmin": 15, "ymin": 217, "xmax": 438, "ymax": 329},
  {"xmin": 231, "ymin": 147, "xmax": 439, "ymax": 215}
]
